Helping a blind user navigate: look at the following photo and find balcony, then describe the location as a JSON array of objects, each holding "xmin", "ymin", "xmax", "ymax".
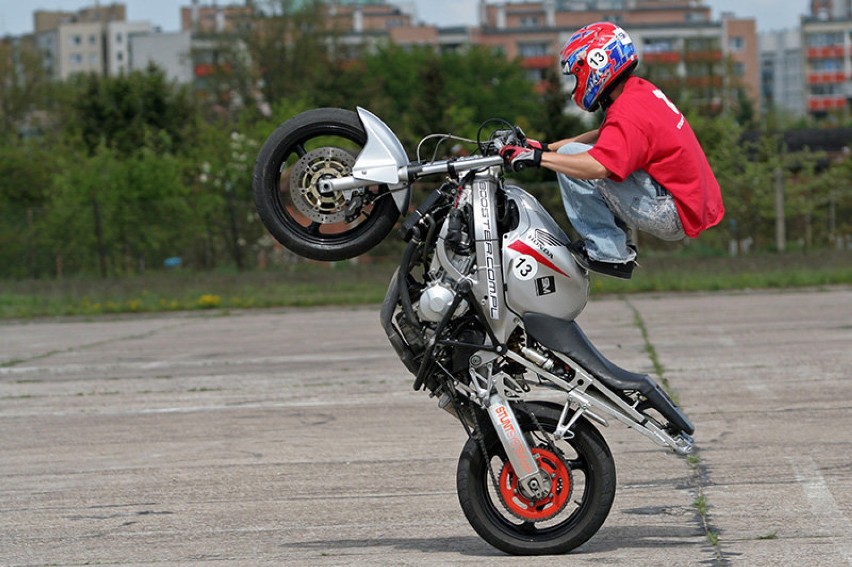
[
  {"xmin": 807, "ymin": 96, "xmax": 847, "ymax": 111},
  {"xmin": 683, "ymin": 50, "xmax": 722, "ymax": 63},
  {"xmin": 807, "ymin": 71, "xmax": 847, "ymax": 85},
  {"xmin": 643, "ymin": 51, "xmax": 681, "ymax": 64},
  {"xmin": 685, "ymin": 75, "xmax": 724, "ymax": 88},
  {"xmin": 521, "ymin": 55, "xmax": 555, "ymax": 69},
  {"xmin": 806, "ymin": 46, "xmax": 846, "ymax": 59}
]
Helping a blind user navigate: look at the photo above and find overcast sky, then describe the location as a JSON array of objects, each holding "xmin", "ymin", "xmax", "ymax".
[{"xmin": 0, "ymin": 0, "xmax": 811, "ymax": 36}]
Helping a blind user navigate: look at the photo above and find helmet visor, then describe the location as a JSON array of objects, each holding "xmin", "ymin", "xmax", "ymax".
[{"xmin": 563, "ymin": 74, "xmax": 578, "ymax": 95}]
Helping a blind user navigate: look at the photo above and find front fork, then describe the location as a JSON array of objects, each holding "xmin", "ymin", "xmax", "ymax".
[{"xmin": 471, "ymin": 366, "xmax": 551, "ymax": 500}]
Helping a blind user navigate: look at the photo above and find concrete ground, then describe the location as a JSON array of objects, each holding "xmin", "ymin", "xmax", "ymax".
[{"xmin": 0, "ymin": 287, "xmax": 850, "ymax": 566}]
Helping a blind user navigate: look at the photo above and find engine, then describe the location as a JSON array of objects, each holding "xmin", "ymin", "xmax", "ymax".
[{"xmin": 417, "ymin": 280, "xmax": 467, "ymax": 322}]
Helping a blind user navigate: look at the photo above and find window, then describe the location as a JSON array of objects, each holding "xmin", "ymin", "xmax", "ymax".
[
  {"xmin": 812, "ymin": 58, "xmax": 843, "ymax": 71},
  {"xmin": 811, "ymin": 84, "xmax": 844, "ymax": 95},
  {"xmin": 685, "ymin": 37, "xmax": 719, "ymax": 51},
  {"xmin": 518, "ymin": 42, "xmax": 548, "ymax": 57},
  {"xmin": 116, "ymin": 32, "xmax": 123, "ymax": 43},
  {"xmin": 525, "ymin": 68, "xmax": 546, "ymax": 82},
  {"xmin": 520, "ymin": 16, "xmax": 540, "ymax": 28},
  {"xmin": 806, "ymin": 32, "xmax": 843, "ymax": 47},
  {"xmin": 69, "ymin": 53, "xmax": 83, "ymax": 65},
  {"xmin": 729, "ymin": 37, "xmax": 744, "ymax": 52},
  {"xmin": 72, "ymin": 35, "xmax": 82, "ymax": 46},
  {"xmin": 644, "ymin": 38, "xmax": 677, "ymax": 53},
  {"xmin": 89, "ymin": 34, "xmax": 97, "ymax": 45}
]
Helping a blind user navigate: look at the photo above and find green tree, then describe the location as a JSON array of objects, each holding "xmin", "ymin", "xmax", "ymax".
[
  {"xmin": 68, "ymin": 66, "xmax": 198, "ymax": 157},
  {"xmin": 185, "ymin": 122, "xmax": 262, "ymax": 270},
  {"xmin": 43, "ymin": 145, "xmax": 192, "ymax": 277},
  {"xmin": 0, "ymin": 38, "xmax": 57, "ymax": 141},
  {"xmin": 243, "ymin": 0, "xmax": 337, "ymax": 105},
  {"xmin": 0, "ymin": 140, "xmax": 59, "ymax": 277}
]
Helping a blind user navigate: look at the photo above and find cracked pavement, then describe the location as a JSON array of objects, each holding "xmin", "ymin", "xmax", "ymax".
[{"xmin": 1, "ymin": 288, "xmax": 850, "ymax": 565}]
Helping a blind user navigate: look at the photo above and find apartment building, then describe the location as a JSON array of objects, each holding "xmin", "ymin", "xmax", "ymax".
[
  {"xmin": 106, "ymin": 21, "xmax": 156, "ymax": 76},
  {"xmin": 239, "ymin": 0, "xmax": 756, "ymax": 113},
  {"xmin": 760, "ymin": 29, "xmax": 806, "ymax": 117},
  {"xmin": 802, "ymin": 0, "xmax": 852, "ymax": 116},
  {"xmin": 180, "ymin": 1, "xmax": 255, "ymax": 34},
  {"xmin": 33, "ymin": 3, "xmax": 128, "ymax": 80},
  {"xmin": 29, "ymin": 3, "xmax": 186, "ymax": 83},
  {"xmin": 129, "ymin": 31, "xmax": 194, "ymax": 84},
  {"xmin": 469, "ymin": 1, "xmax": 758, "ymax": 113}
]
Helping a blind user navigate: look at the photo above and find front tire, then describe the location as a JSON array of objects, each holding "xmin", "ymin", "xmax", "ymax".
[
  {"xmin": 252, "ymin": 108, "xmax": 402, "ymax": 262},
  {"xmin": 456, "ymin": 404, "xmax": 616, "ymax": 555}
]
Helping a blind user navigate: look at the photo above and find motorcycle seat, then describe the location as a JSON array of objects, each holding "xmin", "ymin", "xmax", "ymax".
[{"xmin": 523, "ymin": 312, "xmax": 694, "ymax": 435}]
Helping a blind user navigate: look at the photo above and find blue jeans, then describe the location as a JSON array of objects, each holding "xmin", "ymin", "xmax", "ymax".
[{"xmin": 556, "ymin": 142, "xmax": 685, "ymax": 263}]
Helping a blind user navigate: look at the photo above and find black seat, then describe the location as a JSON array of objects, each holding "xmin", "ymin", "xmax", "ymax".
[{"xmin": 524, "ymin": 312, "xmax": 694, "ymax": 435}]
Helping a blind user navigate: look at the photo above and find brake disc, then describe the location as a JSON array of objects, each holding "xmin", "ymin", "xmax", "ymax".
[{"xmin": 290, "ymin": 147, "xmax": 357, "ymax": 224}]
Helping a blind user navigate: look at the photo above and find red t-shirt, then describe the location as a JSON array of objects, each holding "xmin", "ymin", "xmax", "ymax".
[{"xmin": 588, "ymin": 76, "xmax": 724, "ymax": 238}]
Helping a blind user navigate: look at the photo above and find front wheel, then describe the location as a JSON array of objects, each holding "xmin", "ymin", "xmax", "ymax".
[
  {"xmin": 456, "ymin": 404, "xmax": 616, "ymax": 555},
  {"xmin": 252, "ymin": 108, "xmax": 403, "ymax": 262}
]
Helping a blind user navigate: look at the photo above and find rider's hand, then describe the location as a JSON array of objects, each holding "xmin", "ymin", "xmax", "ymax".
[
  {"xmin": 500, "ymin": 145, "xmax": 542, "ymax": 172},
  {"xmin": 526, "ymin": 139, "xmax": 550, "ymax": 152}
]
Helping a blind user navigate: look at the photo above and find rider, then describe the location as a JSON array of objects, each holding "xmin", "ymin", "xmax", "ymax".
[{"xmin": 500, "ymin": 22, "xmax": 724, "ymax": 279}]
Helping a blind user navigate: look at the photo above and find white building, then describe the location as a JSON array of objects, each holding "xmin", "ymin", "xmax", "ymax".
[
  {"xmin": 106, "ymin": 21, "xmax": 154, "ymax": 76},
  {"xmin": 55, "ymin": 21, "xmax": 105, "ymax": 79},
  {"xmin": 760, "ymin": 29, "xmax": 806, "ymax": 117},
  {"xmin": 129, "ymin": 31, "xmax": 194, "ymax": 84}
]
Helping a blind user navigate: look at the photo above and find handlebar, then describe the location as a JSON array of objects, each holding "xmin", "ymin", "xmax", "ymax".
[{"xmin": 318, "ymin": 154, "xmax": 504, "ymax": 194}]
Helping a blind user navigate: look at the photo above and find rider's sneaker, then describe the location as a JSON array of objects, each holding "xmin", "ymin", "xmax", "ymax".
[{"xmin": 568, "ymin": 241, "xmax": 636, "ymax": 280}]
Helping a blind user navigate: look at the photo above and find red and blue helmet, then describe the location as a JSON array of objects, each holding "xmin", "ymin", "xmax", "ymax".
[{"xmin": 560, "ymin": 22, "xmax": 638, "ymax": 112}]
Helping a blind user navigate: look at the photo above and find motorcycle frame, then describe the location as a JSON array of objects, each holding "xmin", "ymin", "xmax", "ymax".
[
  {"xmin": 432, "ymin": 175, "xmax": 693, "ymax": 456},
  {"xmin": 336, "ymin": 107, "xmax": 694, "ymax": 457}
]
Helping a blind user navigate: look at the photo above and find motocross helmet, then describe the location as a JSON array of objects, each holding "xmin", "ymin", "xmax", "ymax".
[{"xmin": 560, "ymin": 22, "xmax": 638, "ymax": 112}]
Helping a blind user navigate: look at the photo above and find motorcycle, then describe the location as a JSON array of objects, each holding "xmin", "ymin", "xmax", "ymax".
[{"xmin": 253, "ymin": 107, "xmax": 695, "ymax": 555}]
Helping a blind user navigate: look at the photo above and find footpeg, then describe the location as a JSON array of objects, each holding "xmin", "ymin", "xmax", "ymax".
[{"xmin": 672, "ymin": 432, "xmax": 694, "ymax": 456}]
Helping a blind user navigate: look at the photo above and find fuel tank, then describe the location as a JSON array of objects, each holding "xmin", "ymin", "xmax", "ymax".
[{"xmin": 501, "ymin": 185, "xmax": 589, "ymax": 322}]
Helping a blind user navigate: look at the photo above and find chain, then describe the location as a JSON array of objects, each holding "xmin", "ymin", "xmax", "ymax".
[{"xmin": 519, "ymin": 399, "xmax": 564, "ymax": 462}]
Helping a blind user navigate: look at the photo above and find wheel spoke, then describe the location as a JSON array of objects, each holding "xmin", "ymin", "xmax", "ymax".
[
  {"xmin": 295, "ymin": 143, "xmax": 308, "ymax": 158},
  {"xmin": 307, "ymin": 222, "xmax": 322, "ymax": 236}
]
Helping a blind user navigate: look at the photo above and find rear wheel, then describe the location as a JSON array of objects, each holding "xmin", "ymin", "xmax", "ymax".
[
  {"xmin": 456, "ymin": 404, "xmax": 616, "ymax": 555},
  {"xmin": 252, "ymin": 108, "xmax": 403, "ymax": 262}
]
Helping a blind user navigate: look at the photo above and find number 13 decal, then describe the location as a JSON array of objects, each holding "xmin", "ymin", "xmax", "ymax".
[{"xmin": 513, "ymin": 255, "xmax": 538, "ymax": 281}]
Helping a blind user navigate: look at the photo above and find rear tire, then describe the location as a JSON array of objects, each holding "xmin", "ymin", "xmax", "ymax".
[
  {"xmin": 456, "ymin": 404, "xmax": 616, "ymax": 555},
  {"xmin": 252, "ymin": 108, "xmax": 402, "ymax": 262}
]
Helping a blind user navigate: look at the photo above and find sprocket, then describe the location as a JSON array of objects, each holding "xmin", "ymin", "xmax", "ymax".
[{"xmin": 496, "ymin": 447, "xmax": 573, "ymax": 522}]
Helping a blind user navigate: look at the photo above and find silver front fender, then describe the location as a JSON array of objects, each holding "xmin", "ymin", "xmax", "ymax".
[{"xmin": 352, "ymin": 107, "xmax": 410, "ymax": 213}]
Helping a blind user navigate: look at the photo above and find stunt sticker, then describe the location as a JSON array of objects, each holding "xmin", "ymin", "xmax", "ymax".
[{"xmin": 512, "ymin": 255, "xmax": 538, "ymax": 281}]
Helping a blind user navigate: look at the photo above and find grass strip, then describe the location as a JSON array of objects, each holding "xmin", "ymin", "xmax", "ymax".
[
  {"xmin": 0, "ymin": 251, "xmax": 849, "ymax": 320},
  {"xmin": 627, "ymin": 298, "xmax": 725, "ymax": 565}
]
